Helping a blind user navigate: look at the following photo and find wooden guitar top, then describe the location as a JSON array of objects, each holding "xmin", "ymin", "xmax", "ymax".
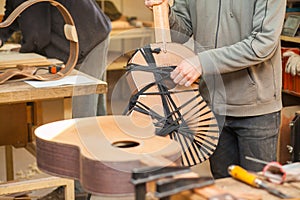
[{"xmin": 35, "ymin": 115, "xmax": 182, "ymax": 196}]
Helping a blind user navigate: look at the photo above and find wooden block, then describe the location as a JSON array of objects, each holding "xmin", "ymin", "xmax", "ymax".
[
  {"xmin": 0, "ymin": 103, "xmax": 28, "ymax": 147},
  {"xmin": 0, "ymin": 52, "xmax": 63, "ymax": 70}
]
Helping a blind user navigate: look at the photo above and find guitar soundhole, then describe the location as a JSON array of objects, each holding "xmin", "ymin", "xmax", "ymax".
[{"xmin": 112, "ymin": 140, "xmax": 140, "ymax": 148}]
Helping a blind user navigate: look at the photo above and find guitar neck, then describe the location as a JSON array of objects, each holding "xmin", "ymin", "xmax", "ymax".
[{"xmin": 153, "ymin": 2, "xmax": 172, "ymax": 43}]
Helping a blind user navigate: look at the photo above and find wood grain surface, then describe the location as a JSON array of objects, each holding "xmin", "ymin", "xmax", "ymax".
[
  {"xmin": 0, "ymin": 52, "xmax": 63, "ymax": 69},
  {"xmin": 124, "ymin": 2, "xmax": 219, "ymax": 166},
  {"xmin": 35, "ymin": 115, "xmax": 182, "ymax": 196}
]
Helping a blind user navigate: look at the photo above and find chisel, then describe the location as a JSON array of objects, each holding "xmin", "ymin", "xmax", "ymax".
[{"xmin": 228, "ymin": 165, "xmax": 292, "ymax": 199}]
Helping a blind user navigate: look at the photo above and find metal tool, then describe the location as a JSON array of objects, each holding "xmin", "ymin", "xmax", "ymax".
[
  {"xmin": 131, "ymin": 166, "xmax": 191, "ymax": 200},
  {"xmin": 245, "ymin": 156, "xmax": 286, "ymax": 184},
  {"xmin": 155, "ymin": 176, "xmax": 214, "ymax": 200},
  {"xmin": 228, "ymin": 165, "xmax": 292, "ymax": 199},
  {"xmin": 245, "ymin": 156, "xmax": 270, "ymax": 165},
  {"xmin": 246, "ymin": 156, "xmax": 300, "ymax": 183}
]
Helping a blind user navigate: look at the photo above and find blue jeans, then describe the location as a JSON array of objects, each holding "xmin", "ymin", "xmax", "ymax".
[{"xmin": 209, "ymin": 111, "xmax": 281, "ymax": 179}]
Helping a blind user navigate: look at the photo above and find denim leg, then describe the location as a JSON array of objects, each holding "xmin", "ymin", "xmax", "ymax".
[
  {"xmin": 236, "ymin": 112, "xmax": 281, "ymax": 172},
  {"xmin": 209, "ymin": 111, "xmax": 280, "ymax": 179},
  {"xmin": 209, "ymin": 124, "xmax": 239, "ymax": 179}
]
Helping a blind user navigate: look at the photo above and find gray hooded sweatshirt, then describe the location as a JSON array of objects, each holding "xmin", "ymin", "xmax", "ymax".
[{"xmin": 169, "ymin": 0, "xmax": 286, "ymax": 116}]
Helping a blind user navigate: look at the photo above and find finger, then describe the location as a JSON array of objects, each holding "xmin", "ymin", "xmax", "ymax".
[
  {"xmin": 170, "ymin": 66, "xmax": 181, "ymax": 79},
  {"xmin": 285, "ymin": 62, "xmax": 291, "ymax": 74},
  {"xmin": 144, "ymin": 0, "xmax": 152, "ymax": 9},
  {"xmin": 177, "ymin": 68, "xmax": 199, "ymax": 87},
  {"xmin": 185, "ymin": 73, "xmax": 200, "ymax": 87},
  {"xmin": 171, "ymin": 65, "xmax": 192, "ymax": 84},
  {"xmin": 283, "ymin": 51, "xmax": 296, "ymax": 57},
  {"xmin": 173, "ymin": 72, "xmax": 185, "ymax": 84},
  {"xmin": 178, "ymin": 76, "xmax": 188, "ymax": 86},
  {"xmin": 145, "ymin": 0, "xmax": 163, "ymax": 8},
  {"xmin": 291, "ymin": 64, "xmax": 297, "ymax": 76},
  {"xmin": 285, "ymin": 57, "xmax": 292, "ymax": 73}
]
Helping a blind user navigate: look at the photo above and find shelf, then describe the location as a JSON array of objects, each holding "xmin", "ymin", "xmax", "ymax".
[
  {"xmin": 287, "ymin": 0, "xmax": 300, "ymax": 7},
  {"xmin": 282, "ymin": 89, "xmax": 300, "ymax": 98},
  {"xmin": 287, "ymin": 0, "xmax": 300, "ymax": 3},
  {"xmin": 280, "ymin": 35, "xmax": 300, "ymax": 43}
]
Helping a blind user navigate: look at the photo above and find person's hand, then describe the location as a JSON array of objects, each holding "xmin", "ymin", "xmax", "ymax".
[
  {"xmin": 283, "ymin": 51, "xmax": 300, "ymax": 76},
  {"xmin": 145, "ymin": 0, "xmax": 168, "ymax": 10},
  {"xmin": 170, "ymin": 56, "xmax": 202, "ymax": 87}
]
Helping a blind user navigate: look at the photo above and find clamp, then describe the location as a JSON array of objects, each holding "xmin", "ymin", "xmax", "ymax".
[{"xmin": 131, "ymin": 166, "xmax": 214, "ymax": 200}]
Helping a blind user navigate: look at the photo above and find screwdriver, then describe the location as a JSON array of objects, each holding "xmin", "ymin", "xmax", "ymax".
[{"xmin": 228, "ymin": 165, "xmax": 292, "ymax": 199}]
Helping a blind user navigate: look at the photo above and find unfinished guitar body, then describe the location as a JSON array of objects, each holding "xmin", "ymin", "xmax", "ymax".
[
  {"xmin": 125, "ymin": 43, "xmax": 219, "ymax": 166},
  {"xmin": 123, "ymin": 1, "xmax": 219, "ymax": 167},
  {"xmin": 35, "ymin": 115, "xmax": 182, "ymax": 196},
  {"xmin": 0, "ymin": 0, "xmax": 78, "ymax": 84}
]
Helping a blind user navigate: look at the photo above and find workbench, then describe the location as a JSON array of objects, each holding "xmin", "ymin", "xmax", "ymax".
[
  {"xmin": 0, "ymin": 69, "xmax": 107, "ymax": 181},
  {"xmin": 89, "ymin": 175, "xmax": 300, "ymax": 200},
  {"xmin": 213, "ymin": 177, "xmax": 300, "ymax": 200},
  {"xmin": 158, "ymin": 177, "xmax": 300, "ymax": 200}
]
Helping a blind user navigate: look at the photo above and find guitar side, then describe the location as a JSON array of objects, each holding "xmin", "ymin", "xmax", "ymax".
[{"xmin": 35, "ymin": 115, "xmax": 182, "ymax": 196}]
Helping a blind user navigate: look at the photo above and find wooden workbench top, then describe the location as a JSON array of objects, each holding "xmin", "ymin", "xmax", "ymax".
[
  {"xmin": 0, "ymin": 70, "xmax": 107, "ymax": 104},
  {"xmin": 214, "ymin": 177, "xmax": 300, "ymax": 200}
]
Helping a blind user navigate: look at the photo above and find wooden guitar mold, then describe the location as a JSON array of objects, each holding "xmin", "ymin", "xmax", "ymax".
[
  {"xmin": 124, "ymin": 2, "xmax": 219, "ymax": 166},
  {"xmin": 35, "ymin": 115, "xmax": 182, "ymax": 196}
]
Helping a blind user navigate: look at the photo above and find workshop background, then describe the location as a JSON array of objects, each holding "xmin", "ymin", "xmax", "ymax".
[
  {"xmin": 0, "ymin": 0, "xmax": 212, "ymax": 184},
  {"xmin": 0, "ymin": 0, "xmax": 300, "ymax": 199}
]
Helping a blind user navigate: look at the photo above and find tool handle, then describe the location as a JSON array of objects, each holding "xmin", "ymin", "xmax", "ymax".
[
  {"xmin": 153, "ymin": 1, "xmax": 171, "ymax": 43},
  {"xmin": 228, "ymin": 165, "xmax": 258, "ymax": 187}
]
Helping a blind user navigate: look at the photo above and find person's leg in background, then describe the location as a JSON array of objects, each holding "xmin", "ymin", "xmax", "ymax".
[
  {"xmin": 72, "ymin": 38, "xmax": 109, "ymax": 199},
  {"xmin": 73, "ymin": 37, "xmax": 109, "ymax": 118},
  {"xmin": 97, "ymin": 69, "xmax": 107, "ymax": 116}
]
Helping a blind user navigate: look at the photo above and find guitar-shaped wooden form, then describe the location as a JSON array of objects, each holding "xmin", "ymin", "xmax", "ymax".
[
  {"xmin": 124, "ymin": 2, "xmax": 219, "ymax": 166},
  {"xmin": 0, "ymin": 0, "xmax": 78, "ymax": 84},
  {"xmin": 35, "ymin": 115, "xmax": 182, "ymax": 196}
]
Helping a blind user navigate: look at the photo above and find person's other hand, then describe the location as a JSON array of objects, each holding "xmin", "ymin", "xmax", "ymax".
[
  {"xmin": 145, "ymin": 0, "xmax": 167, "ymax": 9},
  {"xmin": 283, "ymin": 51, "xmax": 300, "ymax": 76},
  {"xmin": 170, "ymin": 56, "xmax": 202, "ymax": 87}
]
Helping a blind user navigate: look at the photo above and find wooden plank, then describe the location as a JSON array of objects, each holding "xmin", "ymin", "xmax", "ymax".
[
  {"xmin": 0, "ymin": 52, "xmax": 63, "ymax": 70},
  {"xmin": 4, "ymin": 146, "xmax": 14, "ymax": 181},
  {"xmin": 63, "ymin": 97, "xmax": 72, "ymax": 119},
  {"xmin": 280, "ymin": 35, "xmax": 300, "ymax": 44},
  {"xmin": 0, "ymin": 44, "xmax": 21, "ymax": 52},
  {"xmin": 0, "ymin": 103, "xmax": 28, "ymax": 146},
  {"xmin": 0, "ymin": 52, "xmax": 47, "ymax": 67},
  {"xmin": 0, "ymin": 70, "xmax": 107, "ymax": 104},
  {"xmin": 214, "ymin": 177, "xmax": 300, "ymax": 200}
]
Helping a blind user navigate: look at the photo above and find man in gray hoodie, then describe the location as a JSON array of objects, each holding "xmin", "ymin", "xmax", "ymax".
[{"xmin": 145, "ymin": 0, "xmax": 286, "ymax": 178}]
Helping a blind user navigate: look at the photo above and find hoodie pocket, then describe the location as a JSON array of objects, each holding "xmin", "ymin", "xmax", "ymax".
[
  {"xmin": 220, "ymin": 69, "xmax": 257, "ymax": 105},
  {"xmin": 230, "ymin": 0, "xmax": 234, "ymax": 18}
]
